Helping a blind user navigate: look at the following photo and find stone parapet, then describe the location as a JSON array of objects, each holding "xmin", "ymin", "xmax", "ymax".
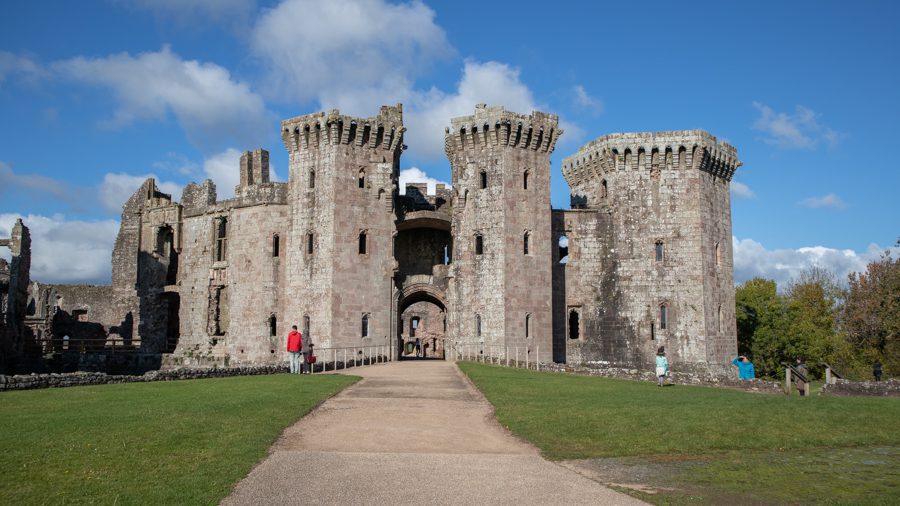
[
  {"xmin": 821, "ymin": 378, "xmax": 900, "ymax": 397},
  {"xmin": 444, "ymin": 104, "xmax": 562, "ymax": 158},
  {"xmin": 281, "ymin": 105, "xmax": 405, "ymax": 154}
]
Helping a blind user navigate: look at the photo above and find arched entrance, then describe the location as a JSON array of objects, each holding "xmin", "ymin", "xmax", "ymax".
[{"xmin": 397, "ymin": 286, "xmax": 447, "ymax": 360}]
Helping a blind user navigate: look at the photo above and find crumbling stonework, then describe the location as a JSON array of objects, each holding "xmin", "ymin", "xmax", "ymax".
[
  {"xmin": 0, "ymin": 219, "xmax": 31, "ymax": 373},
  {"xmin": 13, "ymin": 103, "xmax": 741, "ymax": 376}
]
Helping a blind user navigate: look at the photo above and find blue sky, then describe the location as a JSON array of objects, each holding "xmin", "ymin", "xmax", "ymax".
[{"xmin": 1, "ymin": 0, "xmax": 898, "ymax": 285}]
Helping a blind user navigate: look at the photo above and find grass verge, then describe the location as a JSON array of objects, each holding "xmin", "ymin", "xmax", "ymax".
[
  {"xmin": 459, "ymin": 362, "xmax": 900, "ymax": 504},
  {"xmin": 0, "ymin": 373, "xmax": 358, "ymax": 505}
]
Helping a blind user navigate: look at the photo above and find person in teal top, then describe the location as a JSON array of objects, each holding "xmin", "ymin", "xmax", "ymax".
[
  {"xmin": 655, "ymin": 346, "xmax": 668, "ymax": 387},
  {"xmin": 732, "ymin": 355, "xmax": 755, "ymax": 380}
]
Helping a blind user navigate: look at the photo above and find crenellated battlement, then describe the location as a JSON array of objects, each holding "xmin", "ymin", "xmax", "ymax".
[
  {"xmin": 443, "ymin": 104, "xmax": 563, "ymax": 157},
  {"xmin": 281, "ymin": 104, "xmax": 405, "ymax": 155},
  {"xmin": 561, "ymin": 130, "xmax": 741, "ymax": 189}
]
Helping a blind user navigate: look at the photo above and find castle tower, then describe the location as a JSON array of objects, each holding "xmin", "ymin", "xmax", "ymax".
[
  {"xmin": 281, "ymin": 105, "xmax": 404, "ymax": 349},
  {"xmin": 445, "ymin": 104, "xmax": 563, "ymax": 363},
  {"xmin": 238, "ymin": 149, "xmax": 270, "ymax": 189},
  {"xmin": 559, "ymin": 131, "xmax": 739, "ymax": 370}
]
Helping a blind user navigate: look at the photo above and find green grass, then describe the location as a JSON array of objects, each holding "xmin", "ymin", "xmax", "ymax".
[
  {"xmin": 459, "ymin": 362, "xmax": 900, "ymax": 504},
  {"xmin": 0, "ymin": 373, "xmax": 358, "ymax": 505}
]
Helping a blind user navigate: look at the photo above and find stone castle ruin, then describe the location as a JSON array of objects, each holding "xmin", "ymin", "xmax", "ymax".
[{"xmin": 1, "ymin": 104, "xmax": 740, "ymax": 375}]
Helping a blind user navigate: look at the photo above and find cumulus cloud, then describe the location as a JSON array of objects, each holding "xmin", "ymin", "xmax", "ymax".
[
  {"xmin": 730, "ymin": 181, "xmax": 756, "ymax": 199},
  {"xmin": 251, "ymin": 0, "xmax": 451, "ymax": 108},
  {"xmin": 732, "ymin": 236, "xmax": 898, "ymax": 287},
  {"xmin": 798, "ymin": 193, "xmax": 846, "ymax": 209},
  {"xmin": 571, "ymin": 85, "xmax": 604, "ymax": 115},
  {"xmin": 752, "ymin": 102, "xmax": 844, "ymax": 149},
  {"xmin": 53, "ymin": 46, "xmax": 271, "ymax": 151},
  {"xmin": 405, "ymin": 60, "xmax": 540, "ymax": 160},
  {"xmin": 98, "ymin": 173, "xmax": 183, "ymax": 214},
  {"xmin": 0, "ymin": 213, "xmax": 119, "ymax": 284},
  {"xmin": 398, "ymin": 167, "xmax": 450, "ymax": 195}
]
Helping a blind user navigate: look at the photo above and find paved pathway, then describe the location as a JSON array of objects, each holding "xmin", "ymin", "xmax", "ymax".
[{"xmin": 222, "ymin": 360, "xmax": 644, "ymax": 505}]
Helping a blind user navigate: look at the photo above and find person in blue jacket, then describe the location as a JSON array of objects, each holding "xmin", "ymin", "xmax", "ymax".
[
  {"xmin": 655, "ymin": 346, "xmax": 668, "ymax": 387},
  {"xmin": 732, "ymin": 355, "xmax": 755, "ymax": 380}
]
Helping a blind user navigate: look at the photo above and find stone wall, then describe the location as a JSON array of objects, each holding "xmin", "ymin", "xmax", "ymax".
[{"xmin": 821, "ymin": 379, "xmax": 900, "ymax": 397}]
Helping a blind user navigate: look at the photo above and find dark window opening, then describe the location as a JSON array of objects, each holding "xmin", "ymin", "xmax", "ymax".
[
  {"xmin": 476, "ymin": 314, "xmax": 482, "ymax": 338},
  {"xmin": 525, "ymin": 313, "xmax": 531, "ymax": 338},
  {"xmin": 359, "ymin": 232, "xmax": 367, "ymax": 254},
  {"xmin": 309, "ymin": 170, "xmax": 315, "ymax": 189},
  {"xmin": 659, "ymin": 304, "xmax": 668, "ymax": 330},
  {"xmin": 523, "ymin": 171, "xmax": 529, "ymax": 190},
  {"xmin": 568, "ymin": 310, "xmax": 579, "ymax": 340},
  {"xmin": 307, "ymin": 233, "xmax": 314, "ymax": 254},
  {"xmin": 655, "ymin": 241, "xmax": 664, "ymax": 262},
  {"xmin": 269, "ymin": 314, "xmax": 277, "ymax": 337},
  {"xmin": 650, "ymin": 322, "xmax": 655, "ymax": 340},
  {"xmin": 358, "ymin": 170, "xmax": 365, "ymax": 189},
  {"xmin": 361, "ymin": 314, "xmax": 369, "ymax": 338},
  {"xmin": 215, "ymin": 218, "xmax": 227, "ymax": 262},
  {"xmin": 715, "ymin": 242, "xmax": 720, "ymax": 267},
  {"xmin": 601, "ymin": 179, "xmax": 608, "ymax": 198},
  {"xmin": 480, "ymin": 171, "xmax": 487, "ymax": 189},
  {"xmin": 272, "ymin": 234, "xmax": 280, "ymax": 257},
  {"xmin": 475, "ymin": 234, "xmax": 483, "ymax": 255},
  {"xmin": 523, "ymin": 232, "xmax": 530, "ymax": 255}
]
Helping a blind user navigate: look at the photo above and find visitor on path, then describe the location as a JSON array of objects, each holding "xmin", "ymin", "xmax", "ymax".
[
  {"xmin": 655, "ymin": 346, "xmax": 668, "ymax": 387},
  {"xmin": 873, "ymin": 361, "xmax": 883, "ymax": 382},
  {"xmin": 732, "ymin": 356, "xmax": 755, "ymax": 380},
  {"xmin": 287, "ymin": 325, "xmax": 302, "ymax": 374},
  {"xmin": 415, "ymin": 338, "xmax": 421, "ymax": 357},
  {"xmin": 423, "ymin": 341, "xmax": 429, "ymax": 358},
  {"xmin": 301, "ymin": 332, "xmax": 313, "ymax": 374}
]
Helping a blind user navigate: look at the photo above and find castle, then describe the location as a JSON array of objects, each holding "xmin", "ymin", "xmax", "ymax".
[{"xmin": 1, "ymin": 104, "xmax": 740, "ymax": 374}]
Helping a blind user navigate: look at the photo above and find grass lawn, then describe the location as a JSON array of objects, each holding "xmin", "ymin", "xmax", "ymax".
[
  {"xmin": 459, "ymin": 362, "xmax": 900, "ymax": 505},
  {"xmin": 0, "ymin": 373, "xmax": 358, "ymax": 505}
]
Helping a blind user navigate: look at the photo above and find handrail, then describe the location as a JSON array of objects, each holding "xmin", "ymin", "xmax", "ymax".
[
  {"xmin": 449, "ymin": 342, "xmax": 543, "ymax": 371},
  {"xmin": 781, "ymin": 362, "xmax": 809, "ymax": 384},
  {"xmin": 821, "ymin": 362, "xmax": 842, "ymax": 380}
]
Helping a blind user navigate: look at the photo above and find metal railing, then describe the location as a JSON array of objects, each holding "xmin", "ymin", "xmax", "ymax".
[
  {"xmin": 305, "ymin": 344, "xmax": 392, "ymax": 373},
  {"xmin": 29, "ymin": 336, "xmax": 145, "ymax": 355},
  {"xmin": 449, "ymin": 342, "xmax": 543, "ymax": 371}
]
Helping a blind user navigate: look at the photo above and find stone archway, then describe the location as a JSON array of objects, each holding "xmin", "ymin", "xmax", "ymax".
[{"xmin": 397, "ymin": 286, "xmax": 447, "ymax": 360}]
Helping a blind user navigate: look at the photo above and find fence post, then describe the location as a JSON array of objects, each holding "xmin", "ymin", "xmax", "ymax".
[
  {"xmin": 785, "ymin": 367, "xmax": 792, "ymax": 395},
  {"xmin": 825, "ymin": 366, "xmax": 832, "ymax": 385}
]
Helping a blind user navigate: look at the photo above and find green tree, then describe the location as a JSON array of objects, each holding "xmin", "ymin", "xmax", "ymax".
[
  {"xmin": 843, "ymin": 252, "xmax": 900, "ymax": 378},
  {"xmin": 735, "ymin": 278, "xmax": 788, "ymax": 378},
  {"xmin": 782, "ymin": 267, "xmax": 844, "ymax": 379}
]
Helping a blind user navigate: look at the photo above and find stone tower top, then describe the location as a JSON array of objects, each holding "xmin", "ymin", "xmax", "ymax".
[
  {"xmin": 238, "ymin": 149, "xmax": 270, "ymax": 188},
  {"xmin": 280, "ymin": 104, "xmax": 405, "ymax": 155},
  {"xmin": 561, "ymin": 130, "xmax": 741, "ymax": 190},
  {"xmin": 443, "ymin": 105, "xmax": 564, "ymax": 157}
]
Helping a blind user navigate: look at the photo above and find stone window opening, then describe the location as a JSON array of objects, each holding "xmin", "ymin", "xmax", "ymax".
[
  {"xmin": 361, "ymin": 313, "xmax": 370, "ymax": 338},
  {"xmin": 717, "ymin": 305, "xmax": 722, "ymax": 332},
  {"xmin": 272, "ymin": 234, "xmax": 280, "ymax": 258},
  {"xmin": 475, "ymin": 314, "xmax": 482, "ymax": 338},
  {"xmin": 358, "ymin": 169, "xmax": 366, "ymax": 189},
  {"xmin": 443, "ymin": 244, "xmax": 451, "ymax": 265},
  {"xmin": 475, "ymin": 234, "xmax": 483, "ymax": 255},
  {"xmin": 655, "ymin": 240, "xmax": 664, "ymax": 262},
  {"xmin": 523, "ymin": 170, "xmax": 529, "ymax": 190},
  {"xmin": 479, "ymin": 170, "xmax": 487, "ymax": 189},
  {"xmin": 558, "ymin": 235, "xmax": 569, "ymax": 264},
  {"xmin": 309, "ymin": 169, "xmax": 316, "ymax": 189},
  {"xmin": 523, "ymin": 231, "xmax": 530, "ymax": 255},
  {"xmin": 715, "ymin": 242, "xmax": 721, "ymax": 267},
  {"xmin": 601, "ymin": 179, "xmax": 608, "ymax": 198},
  {"xmin": 358, "ymin": 231, "xmax": 367, "ymax": 255},
  {"xmin": 525, "ymin": 313, "xmax": 532, "ymax": 339},
  {"xmin": 73, "ymin": 309, "xmax": 89, "ymax": 322},
  {"xmin": 659, "ymin": 303, "xmax": 668, "ymax": 330},
  {"xmin": 269, "ymin": 314, "xmax": 277, "ymax": 337},
  {"xmin": 215, "ymin": 217, "xmax": 228, "ymax": 262},
  {"xmin": 307, "ymin": 233, "xmax": 314, "ymax": 255},
  {"xmin": 568, "ymin": 308, "xmax": 580, "ymax": 340},
  {"xmin": 410, "ymin": 316, "xmax": 419, "ymax": 337},
  {"xmin": 650, "ymin": 322, "xmax": 655, "ymax": 340}
]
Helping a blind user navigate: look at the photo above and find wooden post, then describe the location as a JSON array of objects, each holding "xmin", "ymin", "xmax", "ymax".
[
  {"xmin": 785, "ymin": 367, "xmax": 792, "ymax": 395},
  {"xmin": 825, "ymin": 366, "xmax": 832, "ymax": 385}
]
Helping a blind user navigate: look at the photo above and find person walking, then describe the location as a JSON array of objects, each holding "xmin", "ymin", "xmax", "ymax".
[
  {"xmin": 287, "ymin": 325, "xmax": 302, "ymax": 374},
  {"xmin": 873, "ymin": 360, "xmax": 883, "ymax": 382},
  {"xmin": 796, "ymin": 357, "xmax": 809, "ymax": 396},
  {"xmin": 414, "ymin": 337, "xmax": 421, "ymax": 358},
  {"xmin": 655, "ymin": 346, "xmax": 668, "ymax": 387},
  {"xmin": 731, "ymin": 355, "xmax": 755, "ymax": 380},
  {"xmin": 300, "ymin": 331, "xmax": 313, "ymax": 374}
]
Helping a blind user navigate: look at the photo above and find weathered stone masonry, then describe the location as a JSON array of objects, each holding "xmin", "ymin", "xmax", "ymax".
[{"xmin": 8, "ymin": 103, "xmax": 741, "ymax": 376}]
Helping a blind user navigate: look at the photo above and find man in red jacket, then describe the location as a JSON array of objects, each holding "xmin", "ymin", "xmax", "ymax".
[{"xmin": 287, "ymin": 325, "xmax": 302, "ymax": 374}]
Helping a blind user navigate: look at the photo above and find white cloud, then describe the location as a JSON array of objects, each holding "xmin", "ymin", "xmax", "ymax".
[
  {"xmin": 0, "ymin": 51, "xmax": 47, "ymax": 86},
  {"xmin": 98, "ymin": 173, "xmax": 182, "ymax": 214},
  {"xmin": 572, "ymin": 85, "xmax": 604, "ymax": 115},
  {"xmin": 405, "ymin": 60, "xmax": 539, "ymax": 160},
  {"xmin": 0, "ymin": 161, "xmax": 71, "ymax": 201},
  {"xmin": 202, "ymin": 148, "xmax": 243, "ymax": 199},
  {"xmin": 0, "ymin": 213, "xmax": 119, "ymax": 284},
  {"xmin": 251, "ymin": 0, "xmax": 451, "ymax": 108},
  {"xmin": 732, "ymin": 236, "xmax": 898, "ymax": 287},
  {"xmin": 115, "ymin": 0, "xmax": 256, "ymax": 25},
  {"xmin": 798, "ymin": 193, "xmax": 846, "ymax": 209},
  {"xmin": 398, "ymin": 167, "xmax": 450, "ymax": 195},
  {"xmin": 53, "ymin": 46, "xmax": 271, "ymax": 151},
  {"xmin": 751, "ymin": 102, "xmax": 843, "ymax": 149},
  {"xmin": 730, "ymin": 181, "xmax": 756, "ymax": 199}
]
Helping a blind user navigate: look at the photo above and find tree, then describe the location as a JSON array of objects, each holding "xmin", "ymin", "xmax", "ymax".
[
  {"xmin": 843, "ymin": 252, "xmax": 900, "ymax": 377},
  {"xmin": 782, "ymin": 267, "xmax": 844, "ymax": 379},
  {"xmin": 735, "ymin": 278, "xmax": 788, "ymax": 378}
]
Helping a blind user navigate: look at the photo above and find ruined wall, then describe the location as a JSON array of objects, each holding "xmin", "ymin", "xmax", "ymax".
[
  {"xmin": 0, "ymin": 219, "xmax": 31, "ymax": 371},
  {"xmin": 560, "ymin": 131, "xmax": 739, "ymax": 371},
  {"xmin": 447, "ymin": 105, "xmax": 562, "ymax": 363},
  {"xmin": 282, "ymin": 106, "xmax": 403, "ymax": 350},
  {"xmin": 399, "ymin": 300, "xmax": 445, "ymax": 357}
]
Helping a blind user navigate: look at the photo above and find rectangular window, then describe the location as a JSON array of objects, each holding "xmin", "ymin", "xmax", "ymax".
[
  {"xmin": 659, "ymin": 305, "xmax": 668, "ymax": 330},
  {"xmin": 655, "ymin": 241, "xmax": 664, "ymax": 262},
  {"xmin": 307, "ymin": 233, "xmax": 314, "ymax": 254},
  {"xmin": 272, "ymin": 234, "xmax": 280, "ymax": 257},
  {"xmin": 475, "ymin": 235, "xmax": 483, "ymax": 255},
  {"xmin": 480, "ymin": 171, "xmax": 487, "ymax": 189},
  {"xmin": 523, "ymin": 233, "xmax": 530, "ymax": 255},
  {"xmin": 215, "ymin": 218, "xmax": 228, "ymax": 262},
  {"xmin": 525, "ymin": 313, "xmax": 531, "ymax": 338},
  {"xmin": 309, "ymin": 170, "xmax": 315, "ymax": 189},
  {"xmin": 359, "ymin": 233, "xmax": 367, "ymax": 254},
  {"xmin": 361, "ymin": 314, "xmax": 369, "ymax": 338}
]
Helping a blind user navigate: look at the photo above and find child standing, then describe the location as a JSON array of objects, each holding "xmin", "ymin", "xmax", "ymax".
[{"xmin": 655, "ymin": 346, "xmax": 668, "ymax": 387}]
